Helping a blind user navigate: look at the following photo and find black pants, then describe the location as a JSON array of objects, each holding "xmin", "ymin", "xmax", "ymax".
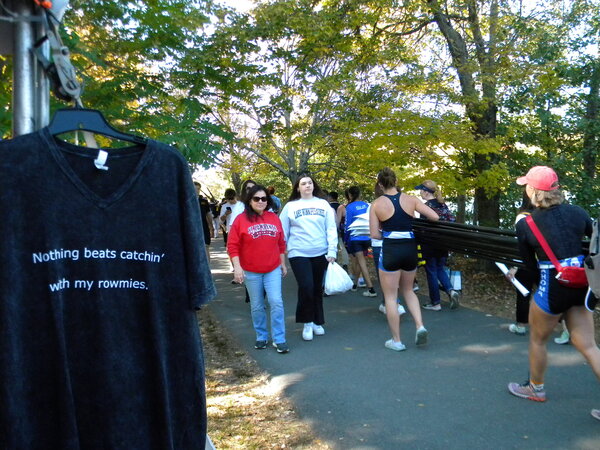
[
  {"xmin": 515, "ymin": 268, "xmax": 537, "ymax": 324},
  {"xmin": 289, "ymin": 255, "xmax": 328, "ymax": 325}
]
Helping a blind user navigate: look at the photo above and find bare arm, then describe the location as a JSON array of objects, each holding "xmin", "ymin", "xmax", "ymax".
[
  {"xmin": 369, "ymin": 200, "xmax": 383, "ymax": 240},
  {"xmin": 336, "ymin": 204, "xmax": 345, "ymax": 228},
  {"xmin": 415, "ymin": 199, "xmax": 439, "ymax": 221}
]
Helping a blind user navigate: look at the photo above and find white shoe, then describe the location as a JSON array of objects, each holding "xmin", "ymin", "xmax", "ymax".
[
  {"xmin": 554, "ymin": 330, "xmax": 570, "ymax": 345},
  {"xmin": 397, "ymin": 304, "xmax": 406, "ymax": 315},
  {"xmin": 415, "ymin": 326, "xmax": 428, "ymax": 345},
  {"xmin": 302, "ymin": 323, "xmax": 314, "ymax": 341},
  {"xmin": 312, "ymin": 323, "xmax": 325, "ymax": 336},
  {"xmin": 357, "ymin": 277, "xmax": 366, "ymax": 288},
  {"xmin": 384, "ymin": 339, "xmax": 406, "ymax": 352}
]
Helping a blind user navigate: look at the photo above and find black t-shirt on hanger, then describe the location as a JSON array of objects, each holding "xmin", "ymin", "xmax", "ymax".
[{"xmin": 0, "ymin": 129, "xmax": 216, "ymax": 449}]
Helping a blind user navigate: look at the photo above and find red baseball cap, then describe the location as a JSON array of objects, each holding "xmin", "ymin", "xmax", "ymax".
[{"xmin": 516, "ymin": 166, "xmax": 559, "ymax": 191}]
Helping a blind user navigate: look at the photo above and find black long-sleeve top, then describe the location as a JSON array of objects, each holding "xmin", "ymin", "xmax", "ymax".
[{"xmin": 515, "ymin": 204, "xmax": 592, "ymax": 272}]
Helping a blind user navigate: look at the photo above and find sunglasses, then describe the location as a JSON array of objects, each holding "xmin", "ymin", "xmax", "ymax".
[{"xmin": 252, "ymin": 196, "xmax": 268, "ymax": 203}]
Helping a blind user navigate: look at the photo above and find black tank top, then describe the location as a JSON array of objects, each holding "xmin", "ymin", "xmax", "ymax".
[{"xmin": 380, "ymin": 193, "xmax": 413, "ymax": 232}]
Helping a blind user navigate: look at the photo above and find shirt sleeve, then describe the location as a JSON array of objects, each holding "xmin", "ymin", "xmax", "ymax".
[
  {"xmin": 227, "ymin": 217, "xmax": 242, "ymax": 259},
  {"xmin": 275, "ymin": 216, "xmax": 287, "ymax": 254},
  {"xmin": 279, "ymin": 203, "xmax": 290, "ymax": 242},
  {"xmin": 516, "ymin": 219, "xmax": 538, "ymax": 272}
]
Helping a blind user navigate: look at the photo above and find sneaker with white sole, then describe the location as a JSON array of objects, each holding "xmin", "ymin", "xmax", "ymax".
[
  {"xmin": 422, "ymin": 303, "xmax": 441, "ymax": 311},
  {"xmin": 272, "ymin": 342, "xmax": 290, "ymax": 353},
  {"xmin": 379, "ymin": 303, "xmax": 406, "ymax": 315},
  {"xmin": 351, "ymin": 284, "xmax": 357, "ymax": 292},
  {"xmin": 554, "ymin": 330, "xmax": 570, "ymax": 345},
  {"xmin": 312, "ymin": 323, "xmax": 325, "ymax": 335},
  {"xmin": 254, "ymin": 340, "xmax": 268, "ymax": 349},
  {"xmin": 508, "ymin": 381, "xmax": 546, "ymax": 402},
  {"xmin": 413, "ymin": 281, "xmax": 420, "ymax": 292},
  {"xmin": 591, "ymin": 409, "xmax": 600, "ymax": 422},
  {"xmin": 384, "ymin": 339, "xmax": 406, "ymax": 352},
  {"xmin": 449, "ymin": 290, "xmax": 460, "ymax": 309},
  {"xmin": 363, "ymin": 288, "xmax": 377, "ymax": 297},
  {"xmin": 302, "ymin": 323, "xmax": 314, "ymax": 341},
  {"xmin": 509, "ymin": 324, "xmax": 527, "ymax": 336},
  {"xmin": 357, "ymin": 279, "xmax": 367, "ymax": 288},
  {"xmin": 415, "ymin": 326, "xmax": 428, "ymax": 345}
]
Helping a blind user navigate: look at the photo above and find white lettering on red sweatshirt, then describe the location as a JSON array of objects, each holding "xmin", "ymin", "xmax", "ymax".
[{"xmin": 227, "ymin": 211, "xmax": 287, "ymax": 273}]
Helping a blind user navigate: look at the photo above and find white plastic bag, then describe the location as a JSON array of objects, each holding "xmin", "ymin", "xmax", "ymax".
[{"xmin": 324, "ymin": 262, "xmax": 353, "ymax": 295}]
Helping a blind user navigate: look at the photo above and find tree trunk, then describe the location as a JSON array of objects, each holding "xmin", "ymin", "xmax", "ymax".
[{"xmin": 582, "ymin": 54, "xmax": 600, "ymax": 179}]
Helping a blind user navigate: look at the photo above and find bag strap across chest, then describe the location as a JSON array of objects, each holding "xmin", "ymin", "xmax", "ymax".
[{"xmin": 525, "ymin": 215, "xmax": 562, "ymax": 271}]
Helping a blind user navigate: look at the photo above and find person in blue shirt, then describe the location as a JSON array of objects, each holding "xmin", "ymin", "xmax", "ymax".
[{"xmin": 344, "ymin": 186, "xmax": 377, "ymax": 297}]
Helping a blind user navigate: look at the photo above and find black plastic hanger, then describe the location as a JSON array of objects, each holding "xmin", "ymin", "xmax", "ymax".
[{"xmin": 48, "ymin": 108, "xmax": 147, "ymax": 144}]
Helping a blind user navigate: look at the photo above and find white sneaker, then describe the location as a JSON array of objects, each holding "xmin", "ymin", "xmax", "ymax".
[
  {"xmin": 302, "ymin": 323, "xmax": 314, "ymax": 341},
  {"xmin": 362, "ymin": 288, "xmax": 377, "ymax": 297},
  {"xmin": 312, "ymin": 323, "xmax": 325, "ymax": 336},
  {"xmin": 415, "ymin": 326, "xmax": 428, "ymax": 345},
  {"xmin": 378, "ymin": 303, "xmax": 386, "ymax": 314},
  {"xmin": 385, "ymin": 339, "xmax": 406, "ymax": 352},
  {"xmin": 357, "ymin": 277, "xmax": 366, "ymax": 288},
  {"xmin": 554, "ymin": 330, "xmax": 570, "ymax": 345},
  {"xmin": 397, "ymin": 304, "xmax": 406, "ymax": 315}
]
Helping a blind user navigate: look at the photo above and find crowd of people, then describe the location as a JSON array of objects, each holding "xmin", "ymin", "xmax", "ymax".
[{"xmin": 198, "ymin": 165, "xmax": 599, "ymax": 422}]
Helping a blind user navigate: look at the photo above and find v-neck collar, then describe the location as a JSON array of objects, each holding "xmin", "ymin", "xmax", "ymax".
[{"xmin": 41, "ymin": 128, "xmax": 155, "ymax": 209}]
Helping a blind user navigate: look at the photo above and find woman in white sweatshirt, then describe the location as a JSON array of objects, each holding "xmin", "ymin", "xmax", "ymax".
[{"xmin": 280, "ymin": 174, "xmax": 338, "ymax": 341}]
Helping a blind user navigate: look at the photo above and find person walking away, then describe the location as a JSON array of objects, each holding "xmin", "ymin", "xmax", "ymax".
[
  {"xmin": 227, "ymin": 185, "xmax": 289, "ymax": 353},
  {"xmin": 370, "ymin": 168, "xmax": 439, "ymax": 351},
  {"xmin": 344, "ymin": 186, "xmax": 377, "ymax": 297},
  {"xmin": 507, "ymin": 166, "xmax": 600, "ymax": 423},
  {"xmin": 415, "ymin": 180, "xmax": 460, "ymax": 310},
  {"xmin": 335, "ymin": 189, "xmax": 351, "ymax": 270},
  {"xmin": 504, "ymin": 191, "xmax": 537, "ymax": 335},
  {"xmin": 327, "ymin": 191, "xmax": 350, "ymax": 273},
  {"xmin": 371, "ymin": 182, "xmax": 406, "ymax": 316},
  {"xmin": 280, "ymin": 174, "xmax": 338, "ymax": 341}
]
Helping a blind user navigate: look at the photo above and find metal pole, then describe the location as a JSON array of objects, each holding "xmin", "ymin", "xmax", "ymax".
[
  {"xmin": 34, "ymin": 18, "xmax": 50, "ymax": 128},
  {"xmin": 12, "ymin": 0, "xmax": 36, "ymax": 136}
]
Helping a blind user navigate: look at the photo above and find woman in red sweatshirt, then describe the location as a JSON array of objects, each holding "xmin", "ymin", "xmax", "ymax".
[{"xmin": 227, "ymin": 184, "xmax": 289, "ymax": 353}]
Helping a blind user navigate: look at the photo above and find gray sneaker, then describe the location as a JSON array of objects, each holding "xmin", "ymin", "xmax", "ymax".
[
  {"xmin": 449, "ymin": 290, "xmax": 460, "ymax": 309},
  {"xmin": 508, "ymin": 381, "xmax": 546, "ymax": 402},
  {"xmin": 415, "ymin": 327, "xmax": 428, "ymax": 345},
  {"xmin": 384, "ymin": 339, "xmax": 406, "ymax": 352}
]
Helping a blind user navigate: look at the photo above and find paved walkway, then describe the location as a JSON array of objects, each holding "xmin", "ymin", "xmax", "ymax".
[{"xmin": 204, "ymin": 239, "xmax": 600, "ymax": 449}]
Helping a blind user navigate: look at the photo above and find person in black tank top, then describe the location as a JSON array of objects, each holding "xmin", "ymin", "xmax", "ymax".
[{"xmin": 370, "ymin": 168, "xmax": 439, "ymax": 352}]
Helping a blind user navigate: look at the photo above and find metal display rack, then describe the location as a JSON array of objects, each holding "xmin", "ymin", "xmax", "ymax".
[{"xmin": 1, "ymin": 0, "xmax": 70, "ymax": 136}]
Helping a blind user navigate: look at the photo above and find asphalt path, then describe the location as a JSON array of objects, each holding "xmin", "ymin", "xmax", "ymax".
[{"xmin": 204, "ymin": 239, "xmax": 600, "ymax": 449}]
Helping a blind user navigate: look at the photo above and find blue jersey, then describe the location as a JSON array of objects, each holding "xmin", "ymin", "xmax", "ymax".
[{"xmin": 344, "ymin": 200, "xmax": 370, "ymax": 243}]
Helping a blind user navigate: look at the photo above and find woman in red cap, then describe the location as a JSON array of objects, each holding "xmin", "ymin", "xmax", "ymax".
[{"xmin": 507, "ymin": 166, "xmax": 600, "ymax": 422}]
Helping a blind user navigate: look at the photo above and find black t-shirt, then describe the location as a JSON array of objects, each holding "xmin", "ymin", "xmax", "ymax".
[{"xmin": 0, "ymin": 129, "xmax": 216, "ymax": 449}]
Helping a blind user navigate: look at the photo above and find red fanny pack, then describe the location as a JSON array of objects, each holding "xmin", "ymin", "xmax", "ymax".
[{"xmin": 525, "ymin": 215, "xmax": 588, "ymax": 289}]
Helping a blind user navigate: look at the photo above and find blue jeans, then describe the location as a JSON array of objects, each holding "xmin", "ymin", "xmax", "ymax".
[
  {"xmin": 244, "ymin": 267, "xmax": 286, "ymax": 344},
  {"xmin": 424, "ymin": 256, "xmax": 453, "ymax": 305}
]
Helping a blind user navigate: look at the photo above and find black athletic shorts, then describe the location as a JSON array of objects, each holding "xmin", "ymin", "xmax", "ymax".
[{"xmin": 379, "ymin": 238, "xmax": 418, "ymax": 272}]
